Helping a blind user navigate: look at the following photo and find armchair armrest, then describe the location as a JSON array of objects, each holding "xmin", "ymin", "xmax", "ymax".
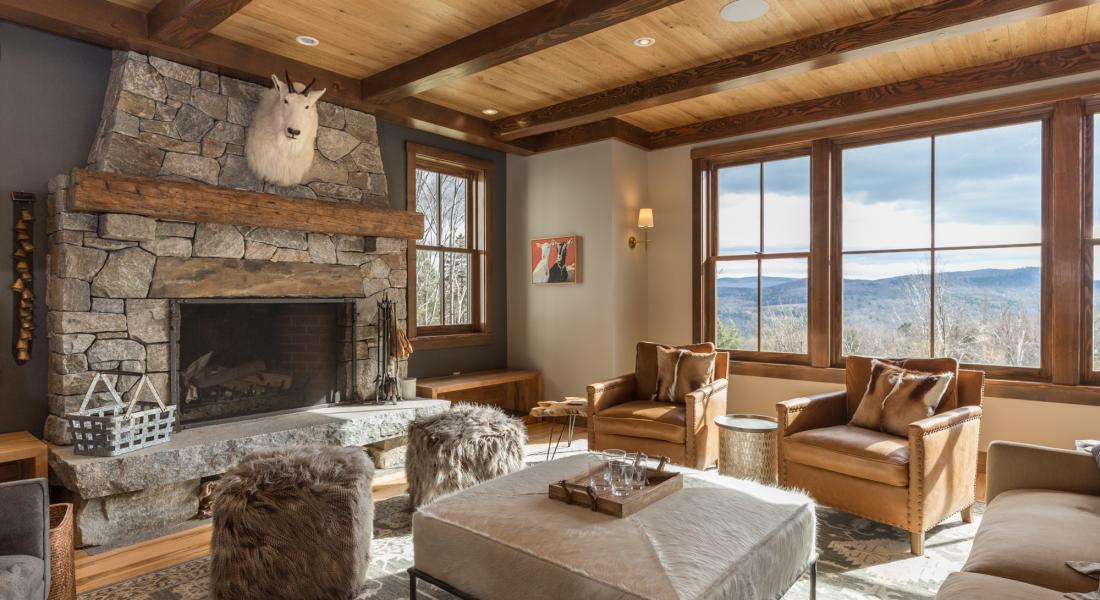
[
  {"xmin": 986, "ymin": 441, "xmax": 1100, "ymax": 503},
  {"xmin": 907, "ymin": 405, "xmax": 982, "ymax": 531},
  {"xmin": 685, "ymin": 378, "xmax": 729, "ymax": 431},
  {"xmin": 587, "ymin": 374, "xmax": 636, "ymax": 450},
  {"xmin": 776, "ymin": 390, "xmax": 847, "ymax": 438},
  {"xmin": 0, "ymin": 478, "xmax": 50, "ymax": 561}
]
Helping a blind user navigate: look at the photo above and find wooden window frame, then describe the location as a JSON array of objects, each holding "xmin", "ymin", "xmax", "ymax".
[
  {"xmin": 406, "ymin": 142, "xmax": 493, "ymax": 350},
  {"xmin": 694, "ymin": 98, "xmax": 1092, "ymax": 401},
  {"xmin": 1083, "ymin": 104, "xmax": 1100, "ymax": 385}
]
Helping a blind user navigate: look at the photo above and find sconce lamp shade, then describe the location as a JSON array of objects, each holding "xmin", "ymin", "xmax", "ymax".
[{"xmin": 638, "ymin": 208, "xmax": 654, "ymax": 229}]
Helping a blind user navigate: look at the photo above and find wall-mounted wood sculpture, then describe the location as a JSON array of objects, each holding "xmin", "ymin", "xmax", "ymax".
[{"xmin": 11, "ymin": 192, "xmax": 35, "ymax": 365}]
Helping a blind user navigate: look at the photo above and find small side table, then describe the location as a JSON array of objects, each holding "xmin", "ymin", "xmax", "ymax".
[
  {"xmin": 715, "ymin": 414, "xmax": 777, "ymax": 484},
  {"xmin": 530, "ymin": 397, "xmax": 587, "ymax": 460},
  {"xmin": 0, "ymin": 431, "xmax": 47, "ymax": 482}
]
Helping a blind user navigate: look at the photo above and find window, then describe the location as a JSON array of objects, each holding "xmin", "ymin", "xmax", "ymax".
[
  {"xmin": 1091, "ymin": 113, "xmax": 1100, "ymax": 375},
  {"xmin": 406, "ymin": 143, "xmax": 491, "ymax": 347},
  {"xmin": 839, "ymin": 122, "xmax": 1044, "ymax": 370},
  {"xmin": 712, "ymin": 155, "xmax": 811, "ymax": 358}
]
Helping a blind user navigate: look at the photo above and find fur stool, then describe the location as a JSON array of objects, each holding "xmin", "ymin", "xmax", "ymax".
[
  {"xmin": 210, "ymin": 446, "xmax": 374, "ymax": 600},
  {"xmin": 406, "ymin": 403, "xmax": 527, "ymax": 508}
]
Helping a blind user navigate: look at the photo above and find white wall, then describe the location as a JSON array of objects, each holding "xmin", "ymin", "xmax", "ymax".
[{"xmin": 506, "ymin": 140, "xmax": 648, "ymax": 400}]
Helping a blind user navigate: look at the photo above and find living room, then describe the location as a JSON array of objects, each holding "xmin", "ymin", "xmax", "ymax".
[{"xmin": 1, "ymin": 1, "xmax": 1099, "ymax": 599}]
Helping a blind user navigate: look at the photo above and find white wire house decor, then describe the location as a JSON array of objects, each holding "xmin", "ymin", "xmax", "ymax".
[{"xmin": 64, "ymin": 371, "xmax": 176, "ymax": 457}]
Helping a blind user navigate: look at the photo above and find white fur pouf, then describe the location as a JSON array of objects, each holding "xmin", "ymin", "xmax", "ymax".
[{"xmin": 405, "ymin": 403, "xmax": 527, "ymax": 508}]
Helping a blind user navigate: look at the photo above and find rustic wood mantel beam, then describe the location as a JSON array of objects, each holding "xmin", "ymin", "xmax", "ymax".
[
  {"xmin": 0, "ymin": 0, "xmax": 533, "ymax": 155},
  {"xmin": 68, "ymin": 169, "xmax": 425, "ymax": 240},
  {"xmin": 493, "ymin": 0, "xmax": 1100, "ymax": 139},
  {"xmin": 147, "ymin": 0, "xmax": 253, "ymax": 48},
  {"xmin": 360, "ymin": 0, "xmax": 686, "ymax": 103}
]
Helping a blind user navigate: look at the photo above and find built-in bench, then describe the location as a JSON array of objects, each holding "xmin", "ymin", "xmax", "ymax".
[{"xmin": 416, "ymin": 370, "xmax": 541, "ymax": 414}]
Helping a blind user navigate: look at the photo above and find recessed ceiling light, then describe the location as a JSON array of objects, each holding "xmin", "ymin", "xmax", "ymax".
[
  {"xmin": 633, "ymin": 36, "xmax": 656, "ymax": 48},
  {"xmin": 720, "ymin": 0, "xmax": 769, "ymax": 22},
  {"xmin": 481, "ymin": 108, "xmax": 500, "ymax": 116},
  {"xmin": 295, "ymin": 35, "xmax": 320, "ymax": 47}
]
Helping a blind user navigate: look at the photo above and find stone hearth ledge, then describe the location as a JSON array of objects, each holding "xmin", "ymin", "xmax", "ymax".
[{"xmin": 49, "ymin": 399, "xmax": 449, "ymax": 499}]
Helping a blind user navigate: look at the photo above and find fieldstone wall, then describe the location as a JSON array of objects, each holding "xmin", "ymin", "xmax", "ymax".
[{"xmin": 43, "ymin": 52, "xmax": 409, "ymax": 446}]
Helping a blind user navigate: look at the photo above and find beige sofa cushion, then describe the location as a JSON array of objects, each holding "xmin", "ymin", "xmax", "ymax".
[
  {"xmin": 962, "ymin": 489, "xmax": 1100, "ymax": 593},
  {"xmin": 783, "ymin": 425, "xmax": 909, "ymax": 487},
  {"xmin": 936, "ymin": 572, "xmax": 1067, "ymax": 600}
]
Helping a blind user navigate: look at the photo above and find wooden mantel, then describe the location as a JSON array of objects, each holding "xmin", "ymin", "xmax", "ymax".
[{"xmin": 68, "ymin": 169, "xmax": 424, "ymax": 240}]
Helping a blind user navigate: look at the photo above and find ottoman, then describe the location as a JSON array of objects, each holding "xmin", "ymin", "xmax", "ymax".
[
  {"xmin": 405, "ymin": 403, "xmax": 527, "ymax": 508},
  {"xmin": 412, "ymin": 454, "xmax": 817, "ymax": 600},
  {"xmin": 210, "ymin": 446, "xmax": 374, "ymax": 600}
]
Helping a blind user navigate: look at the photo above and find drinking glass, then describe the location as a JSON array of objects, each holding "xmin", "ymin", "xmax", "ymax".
[
  {"xmin": 609, "ymin": 456, "xmax": 635, "ymax": 497},
  {"xmin": 629, "ymin": 452, "xmax": 649, "ymax": 489},
  {"xmin": 602, "ymin": 449, "xmax": 626, "ymax": 485},
  {"xmin": 586, "ymin": 452, "xmax": 611, "ymax": 494}
]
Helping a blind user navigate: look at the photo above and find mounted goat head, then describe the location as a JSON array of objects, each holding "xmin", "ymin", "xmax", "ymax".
[{"xmin": 244, "ymin": 71, "xmax": 327, "ymax": 187}]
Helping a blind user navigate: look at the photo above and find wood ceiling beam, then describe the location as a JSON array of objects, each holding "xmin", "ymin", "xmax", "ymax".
[
  {"xmin": 650, "ymin": 42, "xmax": 1100, "ymax": 149},
  {"xmin": 147, "ymin": 0, "xmax": 253, "ymax": 48},
  {"xmin": 514, "ymin": 118, "xmax": 651, "ymax": 153},
  {"xmin": 361, "ymin": 0, "xmax": 686, "ymax": 104},
  {"xmin": 0, "ymin": 0, "xmax": 533, "ymax": 155},
  {"xmin": 493, "ymin": 0, "xmax": 1100, "ymax": 140}
]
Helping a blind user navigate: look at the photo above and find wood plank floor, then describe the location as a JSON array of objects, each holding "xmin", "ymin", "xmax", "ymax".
[{"xmin": 74, "ymin": 421, "xmax": 578, "ymax": 593}]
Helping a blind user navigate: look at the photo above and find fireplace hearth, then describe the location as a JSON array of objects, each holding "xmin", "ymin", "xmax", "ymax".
[{"xmin": 172, "ymin": 299, "xmax": 355, "ymax": 427}]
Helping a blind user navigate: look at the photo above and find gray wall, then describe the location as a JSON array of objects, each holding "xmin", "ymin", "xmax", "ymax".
[
  {"xmin": 0, "ymin": 22, "xmax": 110, "ymax": 435},
  {"xmin": 376, "ymin": 121, "xmax": 508, "ymax": 378}
]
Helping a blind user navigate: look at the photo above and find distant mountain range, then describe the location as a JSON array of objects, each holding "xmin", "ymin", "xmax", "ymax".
[{"xmin": 717, "ymin": 267, "xmax": 1043, "ymax": 333}]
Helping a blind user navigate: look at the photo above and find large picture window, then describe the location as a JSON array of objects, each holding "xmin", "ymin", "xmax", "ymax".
[
  {"xmin": 406, "ymin": 143, "xmax": 491, "ymax": 347},
  {"xmin": 714, "ymin": 155, "xmax": 810, "ymax": 357},
  {"xmin": 839, "ymin": 121, "xmax": 1044, "ymax": 370}
]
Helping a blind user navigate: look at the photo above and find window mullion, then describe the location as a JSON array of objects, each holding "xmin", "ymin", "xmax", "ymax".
[{"xmin": 930, "ymin": 135, "xmax": 937, "ymax": 359}]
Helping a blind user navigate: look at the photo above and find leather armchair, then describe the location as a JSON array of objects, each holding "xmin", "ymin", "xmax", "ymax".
[
  {"xmin": 777, "ymin": 356, "xmax": 983, "ymax": 556},
  {"xmin": 587, "ymin": 343, "xmax": 729, "ymax": 470}
]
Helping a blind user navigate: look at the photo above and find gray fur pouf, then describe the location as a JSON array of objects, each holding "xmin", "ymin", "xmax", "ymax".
[
  {"xmin": 406, "ymin": 403, "xmax": 527, "ymax": 508},
  {"xmin": 210, "ymin": 446, "xmax": 375, "ymax": 600}
]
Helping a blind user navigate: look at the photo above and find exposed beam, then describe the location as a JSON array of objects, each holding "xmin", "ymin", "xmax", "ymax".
[
  {"xmin": 651, "ymin": 42, "xmax": 1100, "ymax": 149},
  {"xmin": 493, "ymin": 0, "xmax": 1100, "ymax": 139},
  {"xmin": 0, "ymin": 0, "xmax": 533, "ymax": 155},
  {"xmin": 147, "ymin": 0, "xmax": 253, "ymax": 48},
  {"xmin": 361, "ymin": 0, "xmax": 685, "ymax": 103},
  {"xmin": 513, "ymin": 118, "xmax": 651, "ymax": 153}
]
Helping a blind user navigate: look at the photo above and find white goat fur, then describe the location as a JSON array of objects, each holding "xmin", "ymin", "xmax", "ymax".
[{"xmin": 245, "ymin": 75, "xmax": 326, "ymax": 187}]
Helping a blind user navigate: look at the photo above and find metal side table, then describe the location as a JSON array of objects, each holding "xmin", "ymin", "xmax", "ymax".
[{"xmin": 715, "ymin": 414, "xmax": 778, "ymax": 484}]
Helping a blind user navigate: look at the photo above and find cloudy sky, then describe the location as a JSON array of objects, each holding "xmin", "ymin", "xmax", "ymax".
[{"xmin": 717, "ymin": 120, "xmax": 1051, "ymax": 280}]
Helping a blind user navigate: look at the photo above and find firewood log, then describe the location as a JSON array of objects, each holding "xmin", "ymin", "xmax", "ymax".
[
  {"xmin": 194, "ymin": 360, "xmax": 265, "ymax": 389},
  {"xmin": 19, "ymin": 210, "xmax": 33, "ymax": 221},
  {"xmin": 10, "ymin": 279, "xmax": 24, "ymax": 292}
]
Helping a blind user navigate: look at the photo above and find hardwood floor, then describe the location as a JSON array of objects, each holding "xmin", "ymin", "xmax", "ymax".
[{"xmin": 74, "ymin": 421, "xmax": 578, "ymax": 593}]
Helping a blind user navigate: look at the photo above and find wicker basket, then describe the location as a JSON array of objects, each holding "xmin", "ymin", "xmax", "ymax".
[
  {"xmin": 48, "ymin": 503, "xmax": 75, "ymax": 600},
  {"xmin": 65, "ymin": 371, "xmax": 176, "ymax": 457}
]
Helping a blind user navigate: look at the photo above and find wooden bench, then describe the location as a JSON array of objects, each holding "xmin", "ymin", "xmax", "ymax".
[
  {"xmin": 0, "ymin": 431, "xmax": 47, "ymax": 482},
  {"xmin": 415, "ymin": 369, "xmax": 541, "ymax": 414}
]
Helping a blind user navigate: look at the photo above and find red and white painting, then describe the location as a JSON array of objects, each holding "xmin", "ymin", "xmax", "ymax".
[{"xmin": 530, "ymin": 235, "xmax": 578, "ymax": 284}]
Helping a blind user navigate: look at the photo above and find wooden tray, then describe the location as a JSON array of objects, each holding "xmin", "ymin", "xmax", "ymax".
[{"xmin": 548, "ymin": 465, "xmax": 683, "ymax": 518}]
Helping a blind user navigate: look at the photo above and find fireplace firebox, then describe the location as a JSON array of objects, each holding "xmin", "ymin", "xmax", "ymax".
[{"xmin": 170, "ymin": 299, "xmax": 355, "ymax": 427}]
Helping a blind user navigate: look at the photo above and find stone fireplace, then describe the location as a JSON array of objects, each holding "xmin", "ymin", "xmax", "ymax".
[{"xmin": 42, "ymin": 50, "xmax": 447, "ymax": 547}]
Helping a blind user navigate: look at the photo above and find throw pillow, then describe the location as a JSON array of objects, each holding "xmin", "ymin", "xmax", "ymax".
[
  {"xmin": 880, "ymin": 369, "xmax": 954, "ymax": 437},
  {"xmin": 849, "ymin": 359, "xmax": 905, "ymax": 430},
  {"xmin": 653, "ymin": 346, "xmax": 686, "ymax": 403},
  {"xmin": 635, "ymin": 341, "xmax": 715, "ymax": 400},
  {"xmin": 672, "ymin": 350, "xmax": 717, "ymax": 402}
]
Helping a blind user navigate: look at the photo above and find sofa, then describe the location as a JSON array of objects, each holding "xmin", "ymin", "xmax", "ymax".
[
  {"xmin": 777, "ymin": 356, "xmax": 983, "ymax": 555},
  {"xmin": 937, "ymin": 441, "xmax": 1100, "ymax": 599},
  {"xmin": 0, "ymin": 478, "xmax": 50, "ymax": 600},
  {"xmin": 587, "ymin": 342, "xmax": 729, "ymax": 470}
]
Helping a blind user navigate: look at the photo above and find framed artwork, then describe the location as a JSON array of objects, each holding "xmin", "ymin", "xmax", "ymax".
[{"xmin": 530, "ymin": 235, "xmax": 579, "ymax": 284}]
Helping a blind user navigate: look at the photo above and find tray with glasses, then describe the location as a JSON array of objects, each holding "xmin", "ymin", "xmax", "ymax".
[{"xmin": 547, "ymin": 451, "xmax": 682, "ymax": 518}]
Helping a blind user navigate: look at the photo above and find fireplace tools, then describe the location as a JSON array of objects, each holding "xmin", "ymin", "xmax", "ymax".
[{"xmin": 372, "ymin": 295, "xmax": 401, "ymax": 405}]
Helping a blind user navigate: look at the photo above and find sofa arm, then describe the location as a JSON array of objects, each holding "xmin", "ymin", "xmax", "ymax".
[
  {"xmin": 685, "ymin": 378, "xmax": 729, "ymax": 431},
  {"xmin": 776, "ymin": 390, "xmax": 847, "ymax": 438},
  {"xmin": 986, "ymin": 441, "xmax": 1100, "ymax": 503},
  {"xmin": 0, "ymin": 478, "xmax": 48, "ymax": 559},
  {"xmin": 908, "ymin": 406, "xmax": 982, "ymax": 531}
]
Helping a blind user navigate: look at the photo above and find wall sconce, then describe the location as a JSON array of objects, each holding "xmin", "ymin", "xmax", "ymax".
[{"xmin": 629, "ymin": 208, "xmax": 654, "ymax": 250}]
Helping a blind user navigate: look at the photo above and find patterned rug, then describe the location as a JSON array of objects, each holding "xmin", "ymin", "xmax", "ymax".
[{"xmin": 80, "ymin": 492, "xmax": 981, "ymax": 600}]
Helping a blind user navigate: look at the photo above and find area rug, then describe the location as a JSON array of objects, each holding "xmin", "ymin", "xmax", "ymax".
[{"xmin": 79, "ymin": 493, "xmax": 981, "ymax": 600}]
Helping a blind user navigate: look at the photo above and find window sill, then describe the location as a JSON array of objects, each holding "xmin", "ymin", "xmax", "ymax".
[
  {"xmin": 729, "ymin": 360, "xmax": 1100, "ymax": 406},
  {"xmin": 410, "ymin": 332, "xmax": 493, "ymax": 351}
]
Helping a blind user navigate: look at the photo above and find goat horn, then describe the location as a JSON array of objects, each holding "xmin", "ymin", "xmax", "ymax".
[
  {"xmin": 284, "ymin": 69, "xmax": 292, "ymax": 91},
  {"xmin": 301, "ymin": 77, "xmax": 317, "ymax": 95}
]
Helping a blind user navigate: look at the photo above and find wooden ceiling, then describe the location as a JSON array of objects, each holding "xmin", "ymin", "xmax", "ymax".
[{"xmin": 6, "ymin": 0, "xmax": 1100, "ymax": 154}]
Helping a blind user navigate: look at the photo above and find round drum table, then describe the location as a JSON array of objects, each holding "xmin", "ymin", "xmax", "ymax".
[{"xmin": 714, "ymin": 414, "xmax": 778, "ymax": 484}]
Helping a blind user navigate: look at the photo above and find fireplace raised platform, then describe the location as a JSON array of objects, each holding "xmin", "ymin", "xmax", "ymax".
[{"xmin": 49, "ymin": 399, "xmax": 448, "ymax": 546}]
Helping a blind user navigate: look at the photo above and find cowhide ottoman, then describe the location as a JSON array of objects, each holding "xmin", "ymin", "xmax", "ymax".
[
  {"xmin": 210, "ymin": 446, "xmax": 375, "ymax": 600},
  {"xmin": 405, "ymin": 403, "xmax": 527, "ymax": 508}
]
